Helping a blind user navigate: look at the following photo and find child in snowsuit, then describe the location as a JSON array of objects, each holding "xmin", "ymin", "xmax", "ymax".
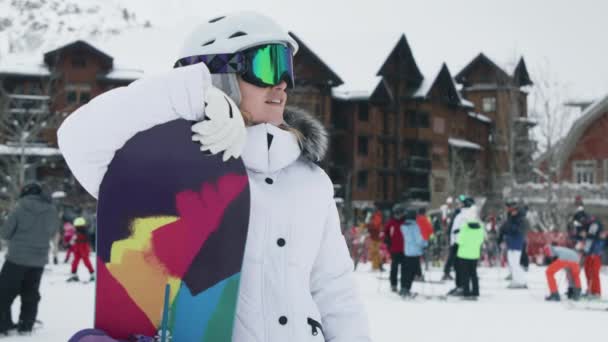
[
  {"xmin": 67, "ymin": 217, "xmax": 95, "ymax": 282},
  {"xmin": 456, "ymin": 219, "xmax": 485, "ymax": 300},
  {"xmin": 544, "ymin": 244, "xmax": 582, "ymax": 301},
  {"xmin": 400, "ymin": 209, "xmax": 428, "ymax": 298}
]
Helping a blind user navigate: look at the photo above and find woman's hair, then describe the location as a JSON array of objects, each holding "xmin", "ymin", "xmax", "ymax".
[
  {"xmin": 211, "ymin": 72, "xmax": 304, "ymax": 147},
  {"xmin": 211, "ymin": 73, "xmax": 241, "ymax": 105}
]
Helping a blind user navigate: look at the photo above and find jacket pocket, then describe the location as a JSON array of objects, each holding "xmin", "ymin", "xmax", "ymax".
[{"xmin": 307, "ymin": 317, "xmax": 324, "ymax": 338}]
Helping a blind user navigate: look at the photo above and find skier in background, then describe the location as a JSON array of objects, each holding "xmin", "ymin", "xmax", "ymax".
[
  {"xmin": 543, "ymin": 244, "xmax": 582, "ymax": 301},
  {"xmin": 63, "ymin": 221, "xmax": 76, "ymax": 263},
  {"xmin": 501, "ymin": 200, "xmax": 529, "ymax": 289},
  {"xmin": 580, "ymin": 216, "xmax": 605, "ymax": 299},
  {"xmin": 400, "ymin": 209, "xmax": 427, "ymax": 298},
  {"xmin": 416, "ymin": 207, "xmax": 434, "ymax": 280},
  {"xmin": 447, "ymin": 196, "xmax": 476, "ymax": 296},
  {"xmin": 456, "ymin": 209, "xmax": 485, "ymax": 300},
  {"xmin": 442, "ymin": 196, "xmax": 462, "ymax": 281},
  {"xmin": 66, "ymin": 217, "xmax": 95, "ymax": 283},
  {"xmin": 384, "ymin": 203, "xmax": 406, "ymax": 292},
  {"xmin": 0, "ymin": 183, "xmax": 59, "ymax": 335}
]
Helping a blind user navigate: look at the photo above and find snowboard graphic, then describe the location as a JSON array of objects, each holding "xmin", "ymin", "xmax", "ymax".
[{"xmin": 95, "ymin": 119, "xmax": 250, "ymax": 341}]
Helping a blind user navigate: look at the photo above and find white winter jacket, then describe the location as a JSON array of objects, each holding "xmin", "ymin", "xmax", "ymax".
[
  {"xmin": 450, "ymin": 205, "xmax": 479, "ymax": 246},
  {"xmin": 57, "ymin": 63, "xmax": 370, "ymax": 342}
]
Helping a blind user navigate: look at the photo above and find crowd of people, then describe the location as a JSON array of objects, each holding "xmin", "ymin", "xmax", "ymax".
[{"xmin": 347, "ymin": 195, "xmax": 607, "ymax": 302}]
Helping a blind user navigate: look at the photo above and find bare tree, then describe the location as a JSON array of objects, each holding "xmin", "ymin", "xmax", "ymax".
[
  {"xmin": 448, "ymin": 146, "xmax": 482, "ymax": 197},
  {"xmin": 526, "ymin": 61, "xmax": 576, "ymax": 231},
  {"xmin": 0, "ymin": 75, "xmax": 63, "ymax": 212}
]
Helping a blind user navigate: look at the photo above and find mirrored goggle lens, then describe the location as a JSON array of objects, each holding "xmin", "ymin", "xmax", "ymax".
[{"xmin": 247, "ymin": 44, "xmax": 294, "ymax": 87}]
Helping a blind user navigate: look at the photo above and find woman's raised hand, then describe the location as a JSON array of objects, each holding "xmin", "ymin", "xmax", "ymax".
[{"xmin": 191, "ymin": 87, "xmax": 247, "ymax": 161}]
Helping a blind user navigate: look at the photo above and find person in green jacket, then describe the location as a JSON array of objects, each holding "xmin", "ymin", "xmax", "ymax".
[{"xmin": 457, "ymin": 219, "xmax": 485, "ymax": 300}]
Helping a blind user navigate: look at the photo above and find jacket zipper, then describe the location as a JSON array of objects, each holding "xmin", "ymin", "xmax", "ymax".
[{"xmin": 307, "ymin": 317, "xmax": 323, "ymax": 336}]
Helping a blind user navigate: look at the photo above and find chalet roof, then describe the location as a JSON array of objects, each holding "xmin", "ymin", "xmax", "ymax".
[
  {"xmin": 455, "ymin": 52, "xmax": 511, "ymax": 84},
  {"xmin": 376, "ymin": 34, "xmax": 423, "ymax": 83},
  {"xmin": 468, "ymin": 112, "xmax": 492, "ymax": 124},
  {"xmin": 0, "ymin": 55, "xmax": 50, "ymax": 77},
  {"xmin": 370, "ymin": 78, "xmax": 394, "ymax": 104},
  {"xmin": 43, "ymin": 40, "xmax": 114, "ymax": 69},
  {"xmin": 557, "ymin": 93, "xmax": 608, "ymax": 171},
  {"xmin": 289, "ymin": 32, "xmax": 343, "ymax": 87},
  {"xmin": 413, "ymin": 63, "xmax": 473, "ymax": 108},
  {"xmin": 513, "ymin": 57, "xmax": 533, "ymax": 86}
]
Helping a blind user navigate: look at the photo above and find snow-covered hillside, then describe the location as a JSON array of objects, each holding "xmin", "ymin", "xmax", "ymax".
[{"xmin": 0, "ymin": 0, "xmax": 148, "ymax": 60}]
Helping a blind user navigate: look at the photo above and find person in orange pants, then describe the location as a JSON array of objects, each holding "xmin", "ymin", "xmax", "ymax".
[
  {"xmin": 543, "ymin": 244, "xmax": 581, "ymax": 301},
  {"xmin": 580, "ymin": 217, "xmax": 605, "ymax": 298},
  {"xmin": 67, "ymin": 217, "xmax": 95, "ymax": 282}
]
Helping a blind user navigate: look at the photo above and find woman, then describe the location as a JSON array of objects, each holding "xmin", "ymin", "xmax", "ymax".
[{"xmin": 60, "ymin": 11, "xmax": 370, "ymax": 342}]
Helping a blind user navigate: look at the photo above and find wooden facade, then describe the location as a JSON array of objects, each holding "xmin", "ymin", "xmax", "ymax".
[{"xmin": 0, "ymin": 35, "xmax": 533, "ymax": 212}]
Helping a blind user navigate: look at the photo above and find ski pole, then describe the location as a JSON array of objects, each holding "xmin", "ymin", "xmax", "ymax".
[{"xmin": 160, "ymin": 284, "xmax": 170, "ymax": 342}]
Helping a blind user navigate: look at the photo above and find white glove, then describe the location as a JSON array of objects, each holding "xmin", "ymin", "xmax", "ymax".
[{"xmin": 191, "ymin": 87, "xmax": 246, "ymax": 162}]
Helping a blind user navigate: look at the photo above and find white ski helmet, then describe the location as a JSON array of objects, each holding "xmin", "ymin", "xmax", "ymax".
[{"xmin": 177, "ymin": 11, "xmax": 299, "ymax": 60}]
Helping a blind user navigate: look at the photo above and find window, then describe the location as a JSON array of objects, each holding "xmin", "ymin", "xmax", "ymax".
[
  {"xmin": 80, "ymin": 91, "xmax": 91, "ymax": 104},
  {"xmin": 407, "ymin": 110, "xmax": 430, "ymax": 128},
  {"xmin": 573, "ymin": 160, "xmax": 596, "ymax": 184},
  {"xmin": 67, "ymin": 91, "xmax": 78, "ymax": 104},
  {"xmin": 482, "ymin": 97, "xmax": 497, "ymax": 112},
  {"xmin": 72, "ymin": 55, "xmax": 87, "ymax": 68},
  {"xmin": 358, "ymin": 102, "xmax": 369, "ymax": 121},
  {"xmin": 433, "ymin": 117, "xmax": 445, "ymax": 134},
  {"xmin": 357, "ymin": 170, "xmax": 368, "ymax": 189},
  {"xmin": 358, "ymin": 136, "xmax": 368, "ymax": 156},
  {"xmin": 65, "ymin": 83, "xmax": 92, "ymax": 106},
  {"xmin": 410, "ymin": 141, "xmax": 429, "ymax": 157}
]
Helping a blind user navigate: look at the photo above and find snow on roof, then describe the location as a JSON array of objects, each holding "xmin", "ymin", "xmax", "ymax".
[
  {"xmin": 515, "ymin": 117, "xmax": 538, "ymax": 125},
  {"xmin": 468, "ymin": 111, "xmax": 492, "ymax": 123},
  {"xmin": 102, "ymin": 67, "xmax": 144, "ymax": 81},
  {"xmin": 332, "ymin": 89, "xmax": 371, "ymax": 100},
  {"xmin": 460, "ymin": 98, "xmax": 475, "ymax": 108},
  {"xmin": 0, "ymin": 54, "xmax": 50, "ymax": 77},
  {"xmin": 448, "ymin": 137, "xmax": 482, "ymax": 150},
  {"xmin": 557, "ymin": 93, "xmax": 608, "ymax": 171},
  {"xmin": 0, "ymin": 144, "xmax": 61, "ymax": 156}
]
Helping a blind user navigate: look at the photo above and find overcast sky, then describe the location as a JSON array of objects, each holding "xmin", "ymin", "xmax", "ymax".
[{"xmin": 122, "ymin": 0, "xmax": 607, "ymax": 101}]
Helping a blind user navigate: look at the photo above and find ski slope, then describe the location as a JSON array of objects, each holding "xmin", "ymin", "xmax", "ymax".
[{"xmin": 0, "ymin": 251, "xmax": 606, "ymax": 341}]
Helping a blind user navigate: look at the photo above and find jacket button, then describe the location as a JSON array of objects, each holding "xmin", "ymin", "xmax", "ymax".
[
  {"xmin": 265, "ymin": 177, "xmax": 274, "ymax": 184},
  {"xmin": 277, "ymin": 238, "xmax": 286, "ymax": 247},
  {"xmin": 279, "ymin": 316, "xmax": 288, "ymax": 325}
]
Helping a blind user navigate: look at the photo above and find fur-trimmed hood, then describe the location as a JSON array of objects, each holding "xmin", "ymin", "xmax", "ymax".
[{"xmin": 283, "ymin": 106, "xmax": 328, "ymax": 163}]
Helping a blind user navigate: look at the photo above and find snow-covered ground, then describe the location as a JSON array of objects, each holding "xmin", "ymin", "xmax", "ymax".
[{"xmin": 1, "ymin": 251, "xmax": 606, "ymax": 341}]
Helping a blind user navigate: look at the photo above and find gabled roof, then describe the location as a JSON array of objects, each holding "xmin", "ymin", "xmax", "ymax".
[
  {"xmin": 376, "ymin": 34, "xmax": 423, "ymax": 84},
  {"xmin": 413, "ymin": 63, "xmax": 473, "ymax": 108},
  {"xmin": 455, "ymin": 52, "xmax": 511, "ymax": 84},
  {"xmin": 370, "ymin": 78, "xmax": 394, "ymax": 104},
  {"xmin": 289, "ymin": 32, "xmax": 343, "ymax": 87},
  {"xmin": 557, "ymin": 93, "xmax": 608, "ymax": 171},
  {"xmin": 513, "ymin": 57, "xmax": 533, "ymax": 86},
  {"xmin": 43, "ymin": 40, "xmax": 113, "ymax": 69}
]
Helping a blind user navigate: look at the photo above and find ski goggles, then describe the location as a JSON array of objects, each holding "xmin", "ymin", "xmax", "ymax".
[{"xmin": 174, "ymin": 44, "xmax": 295, "ymax": 88}]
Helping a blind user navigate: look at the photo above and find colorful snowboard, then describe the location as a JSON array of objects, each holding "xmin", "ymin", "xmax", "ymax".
[{"xmin": 95, "ymin": 119, "xmax": 250, "ymax": 341}]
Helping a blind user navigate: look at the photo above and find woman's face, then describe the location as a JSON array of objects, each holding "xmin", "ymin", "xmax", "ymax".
[{"xmin": 238, "ymin": 77, "xmax": 287, "ymax": 126}]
